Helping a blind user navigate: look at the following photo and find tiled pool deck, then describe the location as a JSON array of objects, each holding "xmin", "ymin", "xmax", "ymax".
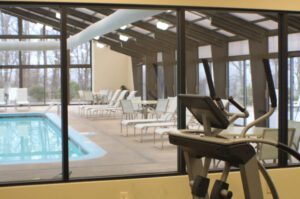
[{"xmin": 0, "ymin": 106, "xmax": 177, "ymax": 182}]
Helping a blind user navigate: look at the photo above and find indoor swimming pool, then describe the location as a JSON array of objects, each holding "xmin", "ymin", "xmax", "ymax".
[{"xmin": 0, "ymin": 113, "xmax": 106, "ymax": 164}]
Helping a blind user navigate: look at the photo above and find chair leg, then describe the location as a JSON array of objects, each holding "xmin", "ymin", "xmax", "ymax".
[{"xmin": 161, "ymin": 134, "xmax": 164, "ymax": 149}]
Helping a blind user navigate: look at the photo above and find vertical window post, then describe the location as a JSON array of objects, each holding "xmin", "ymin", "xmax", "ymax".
[
  {"xmin": 60, "ymin": 6, "xmax": 69, "ymax": 181},
  {"xmin": 278, "ymin": 12, "xmax": 288, "ymax": 167},
  {"xmin": 176, "ymin": 8, "xmax": 186, "ymax": 173}
]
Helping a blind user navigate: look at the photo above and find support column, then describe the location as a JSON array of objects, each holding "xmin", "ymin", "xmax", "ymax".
[
  {"xmin": 146, "ymin": 54, "xmax": 157, "ymax": 100},
  {"xmin": 249, "ymin": 38, "xmax": 268, "ymax": 127},
  {"xmin": 212, "ymin": 45, "xmax": 228, "ymax": 98},
  {"xmin": 162, "ymin": 49, "xmax": 176, "ymax": 97},
  {"xmin": 131, "ymin": 57, "xmax": 143, "ymax": 96},
  {"xmin": 186, "ymin": 44, "xmax": 198, "ymax": 94}
]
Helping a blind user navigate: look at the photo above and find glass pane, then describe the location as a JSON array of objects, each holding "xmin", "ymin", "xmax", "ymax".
[
  {"xmin": 229, "ymin": 61, "xmax": 245, "ymax": 126},
  {"xmin": 69, "ymin": 68, "xmax": 91, "ymax": 103},
  {"xmin": 288, "ymin": 14, "xmax": 300, "ymax": 166},
  {"xmin": 70, "ymin": 42, "xmax": 90, "ymax": 65},
  {"xmin": 45, "ymin": 68, "xmax": 61, "ymax": 103},
  {"xmin": 46, "ymin": 49, "xmax": 60, "ymax": 65},
  {"xmin": 0, "ymin": 49, "xmax": 19, "ymax": 65},
  {"xmin": 0, "ymin": 6, "xmax": 62, "ymax": 183},
  {"xmin": 21, "ymin": 50, "xmax": 45, "ymax": 66},
  {"xmin": 22, "ymin": 20, "xmax": 43, "ymax": 35},
  {"xmin": 67, "ymin": 7, "xmax": 177, "ymax": 179},
  {"xmin": 23, "ymin": 69, "xmax": 45, "ymax": 104},
  {"xmin": 198, "ymin": 62, "xmax": 213, "ymax": 96},
  {"xmin": 0, "ymin": 11, "xmax": 18, "ymax": 35}
]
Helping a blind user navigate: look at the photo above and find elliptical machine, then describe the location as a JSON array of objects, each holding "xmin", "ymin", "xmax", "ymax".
[{"xmin": 168, "ymin": 59, "xmax": 300, "ymax": 199}]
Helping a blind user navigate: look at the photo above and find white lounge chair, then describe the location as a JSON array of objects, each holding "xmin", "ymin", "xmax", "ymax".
[
  {"xmin": 120, "ymin": 97, "xmax": 177, "ymax": 136},
  {"xmin": 120, "ymin": 100, "xmax": 138, "ymax": 120},
  {"xmin": 147, "ymin": 98, "xmax": 169, "ymax": 118},
  {"xmin": 134, "ymin": 110, "xmax": 194, "ymax": 143},
  {"xmin": 88, "ymin": 90, "xmax": 129, "ymax": 118},
  {"xmin": 8, "ymin": 87, "xmax": 18, "ymax": 104},
  {"xmin": 0, "ymin": 89, "xmax": 6, "ymax": 111},
  {"xmin": 80, "ymin": 89, "xmax": 121, "ymax": 116},
  {"xmin": 15, "ymin": 88, "xmax": 30, "ymax": 110}
]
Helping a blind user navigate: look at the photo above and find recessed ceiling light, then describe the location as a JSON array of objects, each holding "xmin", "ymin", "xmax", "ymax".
[
  {"xmin": 156, "ymin": 21, "xmax": 169, "ymax": 30},
  {"xmin": 55, "ymin": 12, "xmax": 61, "ymax": 19},
  {"xmin": 120, "ymin": 25, "xmax": 127, "ymax": 30},
  {"xmin": 96, "ymin": 42, "xmax": 105, "ymax": 48},
  {"xmin": 94, "ymin": 36, "xmax": 100, "ymax": 40},
  {"xmin": 119, "ymin": 34, "xmax": 129, "ymax": 42}
]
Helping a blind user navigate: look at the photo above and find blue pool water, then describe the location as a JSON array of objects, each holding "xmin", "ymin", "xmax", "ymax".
[{"xmin": 0, "ymin": 113, "xmax": 106, "ymax": 164}]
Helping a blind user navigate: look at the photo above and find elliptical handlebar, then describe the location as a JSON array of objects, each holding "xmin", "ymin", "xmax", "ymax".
[
  {"xmin": 263, "ymin": 59, "xmax": 277, "ymax": 108},
  {"xmin": 202, "ymin": 59, "xmax": 216, "ymax": 100},
  {"xmin": 228, "ymin": 96, "xmax": 246, "ymax": 113}
]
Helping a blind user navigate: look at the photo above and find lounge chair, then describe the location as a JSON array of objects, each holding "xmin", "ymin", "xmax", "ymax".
[
  {"xmin": 134, "ymin": 110, "xmax": 194, "ymax": 143},
  {"xmin": 120, "ymin": 100, "xmax": 138, "ymax": 120},
  {"xmin": 120, "ymin": 97, "xmax": 177, "ymax": 136},
  {"xmin": 88, "ymin": 90, "xmax": 129, "ymax": 118},
  {"xmin": 0, "ymin": 89, "xmax": 7, "ymax": 111},
  {"xmin": 15, "ymin": 88, "xmax": 30, "ymax": 110},
  {"xmin": 80, "ymin": 89, "xmax": 121, "ymax": 116},
  {"xmin": 147, "ymin": 98, "xmax": 169, "ymax": 118}
]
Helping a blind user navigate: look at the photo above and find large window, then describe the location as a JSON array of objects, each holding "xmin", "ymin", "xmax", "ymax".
[
  {"xmin": 228, "ymin": 60, "xmax": 253, "ymax": 125},
  {"xmin": 0, "ymin": 6, "xmax": 297, "ymax": 186}
]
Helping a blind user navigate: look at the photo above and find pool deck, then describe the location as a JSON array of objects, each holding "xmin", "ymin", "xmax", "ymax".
[{"xmin": 0, "ymin": 106, "xmax": 177, "ymax": 182}]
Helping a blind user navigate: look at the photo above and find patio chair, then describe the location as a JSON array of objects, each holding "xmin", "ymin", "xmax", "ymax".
[
  {"xmin": 258, "ymin": 128, "xmax": 295, "ymax": 164},
  {"xmin": 134, "ymin": 109, "xmax": 194, "ymax": 143},
  {"xmin": 15, "ymin": 88, "xmax": 30, "ymax": 110},
  {"xmin": 0, "ymin": 89, "xmax": 7, "ymax": 111},
  {"xmin": 126, "ymin": 90, "xmax": 137, "ymax": 100},
  {"xmin": 80, "ymin": 89, "xmax": 121, "ymax": 117},
  {"xmin": 131, "ymin": 96, "xmax": 142, "ymax": 113},
  {"xmin": 147, "ymin": 98, "xmax": 169, "ymax": 119},
  {"xmin": 153, "ymin": 111, "xmax": 200, "ymax": 149},
  {"xmin": 88, "ymin": 90, "xmax": 129, "ymax": 117},
  {"xmin": 120, "ymin": 100, "xmax": 137, "ymax": 120},
  {"xmin": 97, "ymin": 89, "xmax": 110, "ymax": 104},
  {"xmin": 83, "ymin": 90, "xmax": 94, "ymax": 104},
  {"xmin": 120, "ymin": 97, "xmax": 177, "ymax": 136}
]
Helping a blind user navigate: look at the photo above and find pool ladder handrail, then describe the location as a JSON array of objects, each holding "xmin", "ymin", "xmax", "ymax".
[{"xmin": 44, "ymin": 102, "xmax": 61, "ymax": 115}]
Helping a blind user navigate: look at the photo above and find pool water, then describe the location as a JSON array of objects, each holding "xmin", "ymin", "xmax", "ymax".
[{"xmin": 0, "ymin": 114, "xmax": 105, "ymax": 164}]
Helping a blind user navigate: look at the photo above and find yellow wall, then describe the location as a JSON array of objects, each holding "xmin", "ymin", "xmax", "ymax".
[
  {"xmin": 10, "ymin": 0, "xmax": 300, "ymax": 12},
  {"xmin": 1, "ymin": 167, "xmax": 300, "ymax": 199},
  {"xmin": 92, "ymin": 41, "xmax": 134, "ymax": 92}
]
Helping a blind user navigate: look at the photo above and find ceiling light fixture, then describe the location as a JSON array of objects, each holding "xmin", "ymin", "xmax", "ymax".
[
  {"xmin": 96, "ymin": 42, "xmax": 105, "ymax": 48},
  {"xmin": 156, "ymin": 21, "xmax": 169, "ymax": 30},
  {"xmin": 55, "ymin": 12, "xmax": 61, "ymax": 19},
  {"xmin": 120, "ymin": 25, "xmax": 127, "ymax": 30},
  {"xmin": 119, "ymin": 34, "xmax": 129, "ymax": 42}
]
